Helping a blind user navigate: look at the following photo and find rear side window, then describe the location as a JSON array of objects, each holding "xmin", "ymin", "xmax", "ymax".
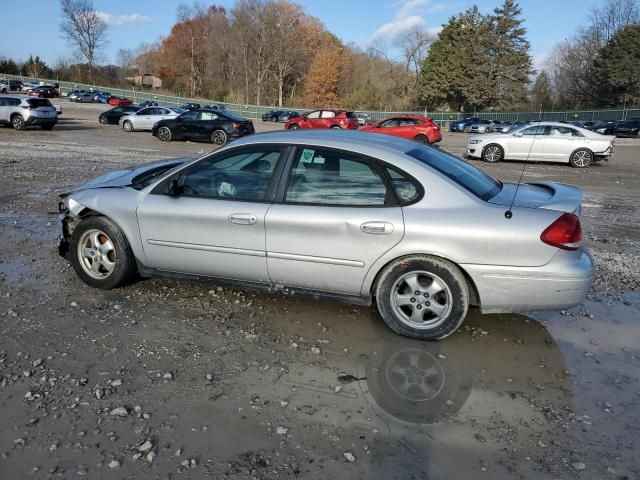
[
  {"xmin": 27, "ymin": 98, "xmax": 52, "ymax": 108},
  {"xmin": 320, "ymin": 111, "xmax": 336, "ymax": 118},
  {"xmin": 385, "ymin": 166, "xmax": 422, "ymax": 205},
  {"xmin": 406, "ymin": 147, "xmax": 501, "ymax": 201},
  {"xmin": 286, "ymin": 148, "xmax": 388, "ymax": 206}
]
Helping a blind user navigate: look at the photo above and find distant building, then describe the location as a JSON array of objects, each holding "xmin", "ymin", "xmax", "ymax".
[{"xmin": 126, "ymin": 74, "xmax": 162, "ymax": 89}]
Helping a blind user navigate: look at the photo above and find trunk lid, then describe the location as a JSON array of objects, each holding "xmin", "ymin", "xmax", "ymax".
[{"xmin": 488, "ymin": 181, "xmax": 582, "ymax": 214}]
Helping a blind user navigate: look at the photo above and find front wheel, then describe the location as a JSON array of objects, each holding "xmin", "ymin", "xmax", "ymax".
[
  {"xmin": 68, "ymin": 216, "xmax": 137, "ymax": 289},
  {"xmin": 375, "ymin": 256, "xmax": 469, "ymax": 340},
  {"xmin": 482, "ymin": 144, "xmax": 503, "ymax": 163},
  {"xmin": 157, "ymin": 126, "xmax": 172, "ymax": 142},
  {"xmin": 211, "ymin": 129, "xmax": 227, "ymax": 145},
  {"xmin": 569, "ymin": 148, "xmax": 593, "ymax": 168},
  {"xmin": 288, "ymin": 124, "xmax": 300, "ymax": 130},
  {"xmin": 122, "ymin": 120, "xmax": 134, "ymax": 132}
]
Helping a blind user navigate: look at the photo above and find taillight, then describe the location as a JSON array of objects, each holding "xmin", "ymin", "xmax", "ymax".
[
  {"xmin": 231, "ymin": 122, "xmax": 241, "ymax": 128},
  {"xmin": 540, "ymin": 213, "xmax": 582, "ymax": 250}
]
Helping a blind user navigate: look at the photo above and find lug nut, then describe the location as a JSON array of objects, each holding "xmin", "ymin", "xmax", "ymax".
[
  {"xmin": 424, "ymin": 293, "xmax": 429, "ymax": 298},
  {"xmin": 425, "ymin": 301, "xmax": 431, "ymax": 306},
  {"xmin": 410, "ymin": 298, "xmax": 416, "ymax": 303},
  {"xmin": 416, "ymin": 305, "xmax": 422, "ymax": 310},
  {"xmin": 414, "ymin": 291, "xmax": 420, "ymax": 295}
]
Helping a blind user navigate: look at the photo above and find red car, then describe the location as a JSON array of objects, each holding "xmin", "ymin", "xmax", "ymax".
[
  {"xmin": 285, "ymin": 109, "xmax": 358, "ymax": 130},
  {"xmin": 28, "ymin": 87, "xmax": 58, "ymax": 98},
  {"xmin": 107, "ymin": 96, "xmax": 133, "ymax": 106},
  {"xmin": 360, "ymin": 115, "xmax": 442, "ymax": 144}
]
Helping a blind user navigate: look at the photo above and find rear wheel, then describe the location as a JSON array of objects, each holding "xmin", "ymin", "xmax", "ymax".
[
  {"xmin": 11, "ymin": 115, "xmax": 25, "ymax": 130},
  {"xmin": 331, "ymin": 125, "xmax": 342, "ymax": 129},
  {"xmin": 211, "ymin": 129, "xmax": 227, "ymax": 145},
  {"xmin": 414, "ymin": 134, "xmax": 429, "ymax": 144},
  {"xmin": 482, "ymin": 144, "xmax": 503, "ymax": 163},
  {"xmin": 68, "ymin": 216, "xmax": 136, "ymax": 289},
  {"xmin": 288, "ymin": 124, "xmax": 300, "ymax": 130},
  {"xmin": 122, "ymin": 120, "xmax": 134, "ymax": 132},
  {"xmin": 375, "ymin": 256, "xmax": 469, "ymax": 340},
  {"xmin": 569, "ymin": 148, "xmax": 593, "ymax": 168},
  {"xmin": 157, "ymin": 126, "xmax": 172, "ymax": 142}
]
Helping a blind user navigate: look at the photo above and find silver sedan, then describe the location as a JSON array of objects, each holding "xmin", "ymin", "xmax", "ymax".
[
  {"xmin": 119, "ymin": 106, "xmax": 186, "ymax": 132},
  {"xmin": 57, "ymin": 131, "xmax": 593, "ymax": 340}
]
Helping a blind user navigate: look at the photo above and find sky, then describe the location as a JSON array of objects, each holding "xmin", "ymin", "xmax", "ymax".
[{"xmin": 0, "ymin": 0, "xmax": 605, "ymax": 71}]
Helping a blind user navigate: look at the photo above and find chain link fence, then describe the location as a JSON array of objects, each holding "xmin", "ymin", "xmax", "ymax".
[{"xmin": 4, "ymin": 73, "xmax": 639, "ymax": 125}]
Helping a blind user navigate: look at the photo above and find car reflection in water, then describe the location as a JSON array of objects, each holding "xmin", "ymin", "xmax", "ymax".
[{"xmin": 277, "ymin": 309, "xmax": 572, "ymax": 479}]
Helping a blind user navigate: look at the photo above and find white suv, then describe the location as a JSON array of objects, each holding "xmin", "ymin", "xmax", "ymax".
[{"xmin": 0, "ymin": 95, "xmax": 58, "ymax": 130}]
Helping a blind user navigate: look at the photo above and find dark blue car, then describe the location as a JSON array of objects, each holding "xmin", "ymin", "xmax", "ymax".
[{"xmin": 449, "ymin": 117, "xmax": 480, "ymax": 132}]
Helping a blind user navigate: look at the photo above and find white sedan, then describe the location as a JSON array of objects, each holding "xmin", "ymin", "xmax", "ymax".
[
  {"xmin": 466, "ymin": 122, "xmax": 615, "ymax": 168},
  {"xmin": 119, "ymin": 106, "xmax": 186, "ymax": 132}
]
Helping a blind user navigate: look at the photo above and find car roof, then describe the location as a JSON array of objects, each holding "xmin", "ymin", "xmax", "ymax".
[{"xmin": 228, "ymin": 129, "xmax": 419, "ymax": 154}]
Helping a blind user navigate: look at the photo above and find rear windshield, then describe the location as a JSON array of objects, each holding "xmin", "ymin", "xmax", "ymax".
[
  {"xmin": 346, "ymin": 111, "xmax": 357, "ymax": 119},
  {"xmin": 27, "ymin": 98, "xmax": 52, "ymax": 108},
  {"xmin": 220, "ymin": 111, "xmax": 246, "ymax": 122},
  {"xmin": 406, "ymin": 147, "xmax": 502, "ymax": 201}
]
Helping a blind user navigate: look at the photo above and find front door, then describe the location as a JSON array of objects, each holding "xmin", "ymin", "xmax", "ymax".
[
  {"xmin": 265, "ymin": 146, "xmax": 404, "ymax": 296},
  {"xmin": 136, "ymin": 145, "xmax": 288, "ymax": 282},
  {"xmin": 507, "ymin": 125, "xmax": 547, "ymax": 160}
]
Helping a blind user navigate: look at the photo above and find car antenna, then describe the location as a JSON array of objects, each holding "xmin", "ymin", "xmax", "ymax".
[{"xmin": 505, "ymin": 104, "xmax": 544, "ymax": 219}]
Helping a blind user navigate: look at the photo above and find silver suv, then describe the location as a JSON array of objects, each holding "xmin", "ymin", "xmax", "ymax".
[{"xmin": 0, "ymin": 95, "xmax": 57, "ymax": 130}]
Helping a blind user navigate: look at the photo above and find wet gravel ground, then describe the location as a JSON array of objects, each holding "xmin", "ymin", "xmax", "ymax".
[{"xmin": 1, "ymin": 100, "xmax": 639, "ymax": 479}]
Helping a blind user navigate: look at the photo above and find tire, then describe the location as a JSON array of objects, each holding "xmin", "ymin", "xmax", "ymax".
[
  {"xmin": 157, "ymin": 126, "xmax": 172, "ymax": 142},
  {"xmin": 375, "ymin": 256, "xmax": 469, "ymax": 340},
  {"xmin": 99, "ymin": 116, "xmax": 108, "ymax": 125},
  {"xmin": 41, "ymin": 124, "xmax": 54, "ymax": 131},
  {"xmin": 569, "ymin": 148, "xmax": 593, "ymax": 168},
  {"xmin": 414, "ymin": 134, "xmax": 429, "ymax": 144},
  {"xmin": 288, "ymin": 124, "xmax": 300, "ymax": 130},
  {"xmin": 330, "ymin": 125, "xmax": 342, "ymax": 129},
  {"xmin": 482, "ymin": 144, "xmax": 503, "ymax": 163},
  {"xmin": 211, "ymin": 129, "xmax": 227, "ymax": 145},
  {"xmin": 122, "ymin": 120, "xmax": 134, "ymax": 132},
  {"xmin": 11, "ymin": 115, "xmax": 25, "ymax": 131},
  {"xmin": 68, "ymin": 216, "xmax": 137, "ymax": 289}
]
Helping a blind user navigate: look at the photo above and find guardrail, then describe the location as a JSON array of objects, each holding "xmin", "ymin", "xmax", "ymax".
[{"xmin": 3, "ymin": 73, "xmax": 640, "ymax": 124}]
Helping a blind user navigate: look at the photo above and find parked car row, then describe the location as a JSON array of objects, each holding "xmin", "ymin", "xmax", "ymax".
[{"xmin": 261, "ymin": 109, "xmax": 300, "ymax": 122}]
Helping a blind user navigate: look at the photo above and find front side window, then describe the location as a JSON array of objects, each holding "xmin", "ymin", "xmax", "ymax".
[
  {"xmin": 380, "ymin": 119, "xmax": 399, "ymax": 128},
  {"xmin": 407, "ymin": 147, "xmax": 501, "ymax": 201},
  {"xmin": 307, "ymin": 110, "xmax": 321, "ymax": 119},
  {"xmin": 175, "ymin": 147, "xmax": 285, "ymax": 201},
  {"xmin": 286, "ymin": 148, "xmax": 388, "ymax": 206},
  {"xmin": 520, "ymin": 125, "xmax": 546, "ymax": 136},
  {"xmin": 180, "ymin": 111, "xmax": 198, "ymax": 121}
]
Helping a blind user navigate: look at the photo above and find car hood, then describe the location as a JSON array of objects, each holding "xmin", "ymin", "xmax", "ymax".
[
  {"xmin": 60, "ymin": 157, "xmax": 191, "ymax": 196},
  {"xmin": 489, "ymin": 181, "xmax": 582, "ymax": 213}
]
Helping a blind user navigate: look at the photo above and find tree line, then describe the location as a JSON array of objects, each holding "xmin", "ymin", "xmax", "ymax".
[{"xmin": 1, "ymin": 0, "xmax": 638, "ymax": 111}]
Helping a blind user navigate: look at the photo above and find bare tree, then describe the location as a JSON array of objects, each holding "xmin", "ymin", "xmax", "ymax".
[
  {"xmin": 60, "ymin": 0, "xmax": 108, "ymax": 82},
  {"xmin": 395, "ymin": 26, "xmax": 434, "ymax": 77},
  {"xmin": 586, "ymin": 0, "xmax": 640, "ymax": 47},
  {"xmin": 116, "ymin": 48, "xmax": 134, "ymax": 75}
]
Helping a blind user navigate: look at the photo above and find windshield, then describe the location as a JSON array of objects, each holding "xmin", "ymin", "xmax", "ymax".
[
  {"xmin": 220, "ymin": 111, "xmax": 246, "ymax": 122},
  {"xmin": 406, "ymin": 147, "xmax": 501, "ymax": 200}
]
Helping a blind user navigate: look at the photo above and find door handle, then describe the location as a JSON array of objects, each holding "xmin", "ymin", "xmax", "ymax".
[
  {"xmin": 228, "ymin": 213, "xmax": 257, "ymax": 225},
  {"xmin": 361, "ymin": 221, "xmax": 394, "ymax": 235}
]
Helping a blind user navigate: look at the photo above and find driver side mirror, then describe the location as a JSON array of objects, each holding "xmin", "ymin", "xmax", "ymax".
[
  {"xmin": 167, "ymin": 178, "xmax": 182, "ymax": 197},
  {"xmin": 513, "ymin": 131, "xmax": 523, "ymax": 137}
]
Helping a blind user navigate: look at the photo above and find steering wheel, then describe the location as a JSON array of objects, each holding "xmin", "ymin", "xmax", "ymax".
[{"xmin": 181, "ymin": 184, "xmax": 199, "ymax": 195}]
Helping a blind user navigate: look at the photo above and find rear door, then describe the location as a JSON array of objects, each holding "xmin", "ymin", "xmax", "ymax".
[
  {"xmin": 265, "ymin": 146, "xmax": 405, "ymax": 295},
  {"xmin": 137, "ymin": 145, "xmax": 288, "ymax": 281},
  {"xmin": 541, "ymin": 126, "xmax": 581, "ymax": 162},
  {"xmin": 395, "ymin": 118, "xmax": 417, "ymax": 139},
  {"xmin": 317, "ymin": 110, "xmax": 336, "ymax": 128}
]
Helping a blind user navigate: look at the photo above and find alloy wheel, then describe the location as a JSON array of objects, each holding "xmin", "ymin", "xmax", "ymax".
[
  {"xmin": 572, "ymin": 150, "xmax": 592, "ymax": 167},
  {"xmin": 212, "ymin": 130, "xmax": 227, "ymax": 145},
  {"xmin": 77, "ymin": 229, "xmax": 116, "ymax": 280},
  {"xmin": 390, "ymin": 271, "xmax": 452, "ymax": 330},
  {"xmin": 483, "ymin": 145, "xmax": 502, "ymax": 162},
  {"xmin": 157, "ymin": 127, "xmax": 171, "ymax": 141}
]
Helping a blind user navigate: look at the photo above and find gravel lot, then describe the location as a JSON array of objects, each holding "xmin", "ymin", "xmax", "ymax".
[{"xmin": 1, "ymin": 100, "xmax": 639, "ymax": 479}]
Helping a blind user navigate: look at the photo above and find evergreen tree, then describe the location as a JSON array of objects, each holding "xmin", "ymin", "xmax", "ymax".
[
  {"xmin": 488, "ymin": 0, "xmax": 533, "ymax": 109},
  {"xmin": 593, "ymin": 24, "xmax": 640, "ymax": 106},
  {"xmin": 531, "ymin": 71, "xmax": 553, "ymax": 109},
  {"xmin": 417, "ymin": 6, "xmax": 493, "ymax": 111},
  {"xmin": 23, "ymin": 55, "xmax": 52, "ymax": 79}
]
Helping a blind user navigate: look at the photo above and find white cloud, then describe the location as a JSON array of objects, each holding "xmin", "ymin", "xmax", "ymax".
[
  {"xmin": 96, "ymin": 12, "xmax": 152, "ymax": 27},
  {"xmin": 532, "ymin": 53, "xmax": 549, "ymax": 73},
  {"xmin": 368, "ymin": 0, "xmax": 445, "ymax": 44}
]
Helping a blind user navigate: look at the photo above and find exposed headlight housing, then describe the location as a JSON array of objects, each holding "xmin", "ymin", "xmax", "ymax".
[{"xmin": 468, "ymin": 139, "xmax": 483, "ymax": 144}]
